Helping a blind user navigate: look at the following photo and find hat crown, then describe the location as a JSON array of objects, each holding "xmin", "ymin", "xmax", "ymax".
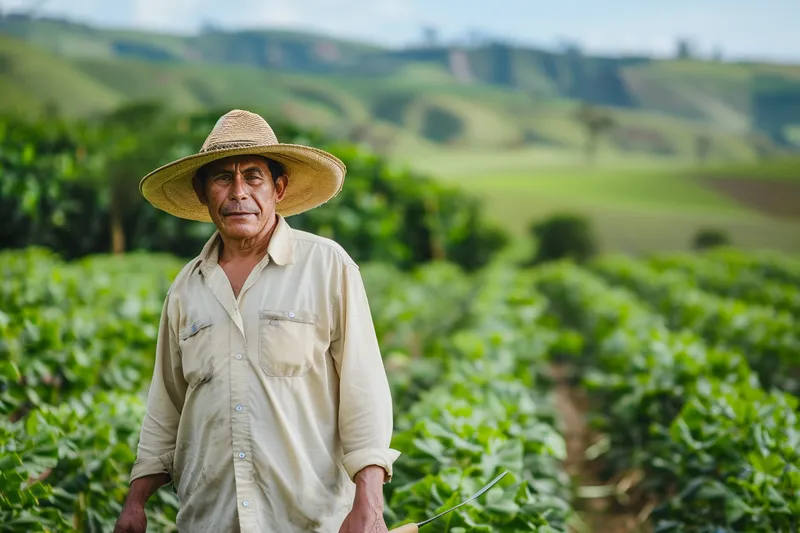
[{"xmin": 200, "ymin": 110, "xmax": 279, "ymax": 153}]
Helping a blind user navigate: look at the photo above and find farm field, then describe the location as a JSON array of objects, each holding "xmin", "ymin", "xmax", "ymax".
[
  {"xmin": 400, "ymin": 148, "xmax": 800, "ymax": 254},
  {"xmin": 1, "ymin": 245, "xmax": 797, "ymax": 532}
]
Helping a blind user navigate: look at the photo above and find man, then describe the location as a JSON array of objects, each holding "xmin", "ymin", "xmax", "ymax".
[{"xmin": 114, "ymin": 109, "xmax": 400, "ymax": 533}]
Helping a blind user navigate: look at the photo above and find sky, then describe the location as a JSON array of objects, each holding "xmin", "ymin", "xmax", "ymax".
[{"xmin": 2, "ymin": 0, "xmax": 799, "ymax": 62}]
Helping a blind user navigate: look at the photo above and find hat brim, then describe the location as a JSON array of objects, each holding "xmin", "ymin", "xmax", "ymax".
[{"xmin": 139, "ymin": 143, "xmax": 346, "ymax": 222}]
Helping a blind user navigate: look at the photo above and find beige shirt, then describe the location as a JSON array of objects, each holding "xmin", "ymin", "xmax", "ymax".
[{"xmin": 130, "ymin": 215, "xmax": 400, "ymax": 533}]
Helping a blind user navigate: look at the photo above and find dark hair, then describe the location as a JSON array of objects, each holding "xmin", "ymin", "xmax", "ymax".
[{"xmin": 195, "ymin": 155, "xmax": 286, "ymax": 187}]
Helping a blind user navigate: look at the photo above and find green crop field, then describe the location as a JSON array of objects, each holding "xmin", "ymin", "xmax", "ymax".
[{"xmin": 1, "ymin": 245, "xmax": 798, "ymax": 532}]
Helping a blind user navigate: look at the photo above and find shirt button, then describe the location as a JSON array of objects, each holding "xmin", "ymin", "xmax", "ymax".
[
  {"xmin": 235, "ymin": 353, "xmax": 243, "ymax": 360},
  {"xmin": 238, "ymin": 452, "xmax": 246, "ymax": 459},
  {"xmin": 242, "ymin": 500, "xmax": 249, "ymax": 507},
  {"xmin": 288, "ymin": 311, "xmax": 295, "ymax": 318},
  {"xmin": 235, "ymin": 404, "xmax": 244, "ymax": 412}
]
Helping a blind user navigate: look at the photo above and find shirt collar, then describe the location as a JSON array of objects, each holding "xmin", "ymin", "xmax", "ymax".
[{"xmin": 197, "ymin": 214, "xmax": 295, "ymax": 278}]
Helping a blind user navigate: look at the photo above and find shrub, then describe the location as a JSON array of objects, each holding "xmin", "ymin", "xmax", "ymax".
[
  {"xmin": 528, "ymin": 213, "xmax": 597, "ymax": 264},
  {"xmin": 692, "ymin": 228, "xmax": 731, "ymax": 250}
]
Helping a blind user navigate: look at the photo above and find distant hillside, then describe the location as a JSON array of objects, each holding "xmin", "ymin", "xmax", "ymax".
[{"xmin": 1, "ymin": 15, "xmax": 800, "ymax": 163}]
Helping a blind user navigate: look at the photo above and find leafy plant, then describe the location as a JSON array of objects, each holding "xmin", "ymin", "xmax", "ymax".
[{"xmin": 591, "ymin": 255, "xmax": 800, "ymax": 393}]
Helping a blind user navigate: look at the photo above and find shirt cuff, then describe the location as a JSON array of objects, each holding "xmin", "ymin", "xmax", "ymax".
[
  {"xmin": 342, "ymin": 447, "xmax": 402, "ymax": 483},
  {"xmin": 130, "ymin": 450, "xmax": 174, "ymax": 485}
]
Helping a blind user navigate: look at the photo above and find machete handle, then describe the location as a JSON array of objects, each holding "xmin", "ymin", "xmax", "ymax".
[{"xmin": 389, "ymin": 523, "xmax": 419, "ymax": 533}]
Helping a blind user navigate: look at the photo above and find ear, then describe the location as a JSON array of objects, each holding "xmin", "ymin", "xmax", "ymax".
[
  {"xmin": 274, "ymin": 175, "xmax": 288, "ymax": 202},
  {"xmin": 192, "ymin": 173, "xmax": 208, "ymax": 206}
]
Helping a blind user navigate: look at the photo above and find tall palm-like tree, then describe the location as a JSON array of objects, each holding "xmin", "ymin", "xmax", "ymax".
[{"xmin": 574, "ymin": 103, "xmax": 615, "ymax": 163}]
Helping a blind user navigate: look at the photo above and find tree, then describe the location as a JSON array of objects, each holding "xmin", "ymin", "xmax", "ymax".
[
  {"xmin": 574, "ymin": 103, "xmax": 615, "ymax": 163},
  {"xmin": 528, "ymin": 213, "xmax": 597, "ymax": 265},
  {"xmin": 676, "ymin": 38, "xmax": 694, "ymax": 59},
  {"xmin": 80, "ymin": 101, "xmax": 175, "ymax": 254},
  {"xmin": 695, "ymin": 134, "xmax": 712, "ymax": 165},
  {"xmin": 422, "ymin": 26, "xmax": 438, "ymax": 47},
  {"xmin": 693, "ymin": 228, "xmax": 730, "ymax": 250}
]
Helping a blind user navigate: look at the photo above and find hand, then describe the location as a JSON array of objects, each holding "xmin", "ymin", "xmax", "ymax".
[
  {"xmin": 339, "ymin": 466, "xmax": 389, "ymax": 533},
  {"xmin": 337, "ymin": 505, "xmax": 389, "ymax": 533},
  {"xmin": 113, "ymin": 503, "xmax": 147, "ymax": 533}
]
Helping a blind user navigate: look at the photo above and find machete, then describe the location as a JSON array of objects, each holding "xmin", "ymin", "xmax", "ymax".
[{"xmin": 388, "ymin": 470, "xmax": 508, "ymax": 532}]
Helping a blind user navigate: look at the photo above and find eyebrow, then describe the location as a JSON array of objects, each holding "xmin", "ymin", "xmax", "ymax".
[{"xmin": 209, "ymin": 165, "xmax": 267, "ymax": 177}]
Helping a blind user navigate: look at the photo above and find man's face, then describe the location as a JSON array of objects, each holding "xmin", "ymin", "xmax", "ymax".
[{"xmin": 194, "ymin": 155, "xmax": 287, "ymax": 241}]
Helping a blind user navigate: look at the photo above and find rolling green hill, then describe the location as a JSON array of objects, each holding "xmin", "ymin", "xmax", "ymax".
[
  {"xmin": 3, "ymin": 15, "xmax": 800, "ymax": 160},
  {"xmin": 1, "ymin": 15, "xmax": 799, "ymax": 255}
]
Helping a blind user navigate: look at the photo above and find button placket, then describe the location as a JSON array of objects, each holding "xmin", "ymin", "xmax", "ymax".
[{"xmin": 230, "ymin": 333, "xmax": 255, "ymax": 530}]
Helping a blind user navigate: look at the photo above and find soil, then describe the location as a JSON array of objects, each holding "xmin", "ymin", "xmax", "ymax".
[
  {"xmin": 703, "ymin": 177, "xmax": 800, "ymax": 219},
  {"xmin": 550, "ymin": 364, "xmax": 653, "ymax": 533}
]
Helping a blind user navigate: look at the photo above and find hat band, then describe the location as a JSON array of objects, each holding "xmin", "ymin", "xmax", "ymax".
[{"xmin": 201, "ymin": 140, "xmax": 262, "ymax": 152}]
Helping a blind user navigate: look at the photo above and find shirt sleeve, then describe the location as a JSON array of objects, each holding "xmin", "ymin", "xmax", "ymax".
[
  {"xmin": 330, "ymin": 262, "xmax": 401, "ymax": 483},
  {"xmin": 130, "ymin": 290, "xmax": 187, "ymax": 484}
]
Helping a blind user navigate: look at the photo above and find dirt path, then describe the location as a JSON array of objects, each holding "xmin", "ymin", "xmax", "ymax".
[{"xmin": 551, "ymin": 364, "xmax": 651, "ymax": 533}]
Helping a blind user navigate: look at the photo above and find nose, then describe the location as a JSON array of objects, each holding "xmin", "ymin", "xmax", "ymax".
[{"xmin": 228, "ymin": 173, "xmax": 249, "ymax": 200}]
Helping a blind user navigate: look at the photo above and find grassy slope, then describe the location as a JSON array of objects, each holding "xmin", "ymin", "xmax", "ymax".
[
  {"xmin": 0, "ymin": 34, "xmax": 122, "ymax": 117},
  {"xmin": 0, "ymin": 19, "xmax": 382, "ymax": 61},
  {"xmin": 0, "ymin": 29, "xmax": 788, "ymax": 160},
  {"xmin": 402, "ymin": 147, "xmax": 800, "ymax": 253},
  {"xmin": 452, "ymin": 166, "xmax": 800, "ymax": 254},
  {"xmin": 621, "ymin": 61, "xmax": 753, "ymax": 130}
]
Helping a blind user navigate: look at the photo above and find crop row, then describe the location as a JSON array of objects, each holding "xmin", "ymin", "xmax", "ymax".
[
  {"xmin": 647, "ymin": 251, "xmax": 800, "ymax": 317},
  {"xmin": 385, "ymin": 265, "xmax": 573, "ymax": 532},
  {"xmin": 591, "ymin": 255, "xmax": 800, "ymax": 394},
  {"xmin": 534, "ymin": 262, "xmax": 799, "ymax": 532},
  {"xmin": 698, "ymin": 248, "xmax": 800, "ymax": 286}
]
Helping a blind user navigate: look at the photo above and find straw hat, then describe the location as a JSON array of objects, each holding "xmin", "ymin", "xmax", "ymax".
[{"xmin": 139, "ymin": 109, "xmax": 346, "ymax": 221}]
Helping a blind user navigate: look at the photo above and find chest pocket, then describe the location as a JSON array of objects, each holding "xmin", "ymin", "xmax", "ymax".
[
  {"xmin": 179, "ymin": 315, "xmax": 215, "ymax": 387},
  {"xmin": 259, "ymin": 309, "xmax": 317, "ymax": 377}
]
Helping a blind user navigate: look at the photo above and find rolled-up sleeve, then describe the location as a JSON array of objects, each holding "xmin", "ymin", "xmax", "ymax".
[
  {"xmin": 130, "ymin": 290, "xmax": 187, "ymax": 484},
  {"xmin": 331, "ymin": 263, "xmax": 401, "ymax": 483}
]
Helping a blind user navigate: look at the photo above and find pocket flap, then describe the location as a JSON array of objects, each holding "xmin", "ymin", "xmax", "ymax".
[
  {"xmin": 259, "ymin": 309, "xmax": 316, "ymax": 325},
  {"xmin": 179, "ymin": 316, "xmax": 213, "ymax": 340}
]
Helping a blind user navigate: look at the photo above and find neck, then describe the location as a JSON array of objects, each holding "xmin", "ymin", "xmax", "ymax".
[{"xmin": 218, "ymin": 214, "xmax": 279, "ymax": 264}]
